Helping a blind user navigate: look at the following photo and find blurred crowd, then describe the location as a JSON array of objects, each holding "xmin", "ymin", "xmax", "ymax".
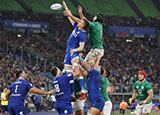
[
  {"xmin": 103, "ymin": 16, "xmax": 160, "ymax": 29},
  {"xmin": 0, "ymin": 10, "xmax": 159, "ymax": 96},
  {"xmin": 0, "ymin": 10, "xmax": 160, "ymax": 29},
  {"xmin": 101, "ymin": 35, "xmax": 160, "ymax": 94}
]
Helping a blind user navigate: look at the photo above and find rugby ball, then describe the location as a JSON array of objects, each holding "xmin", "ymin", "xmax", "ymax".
[{"xmin": 50, "ymin": 3, "xmax": 63, "ymax": 11}]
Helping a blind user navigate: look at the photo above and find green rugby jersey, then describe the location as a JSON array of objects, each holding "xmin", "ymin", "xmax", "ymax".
[
  {"xmin": 89, "ymin": 22, "xmax": 103, "ymax": 49},
  {"xmin": 101, "ymin": 76, "xmax": 111, "ymax": 102},
  {"xmin": 134, "ymin": 80, "xmax": 152, "ymax": 104}
]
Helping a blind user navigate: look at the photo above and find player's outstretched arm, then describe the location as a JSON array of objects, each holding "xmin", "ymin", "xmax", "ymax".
[
  {"xmin": 63, "ymin": 1, "xmax": 80, "ymax": 24},
  {"xmin": 30, "ymin": 87, "xmax": 54, "ymax": 95},
  {"xmin": 78, "ymin": 5, "xmax": 89, "ymax": 22}
]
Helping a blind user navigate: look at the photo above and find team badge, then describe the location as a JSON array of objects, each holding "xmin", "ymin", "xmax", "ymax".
[
  {"xmin": 77, "ymin": 32, "xmax": 80, "ymax": 34},
  {"xmin": 141, "ymin": 86, "xmax": 144, "ymax": 89},
  {"xmin": 139, "ymin": 89, "xmax": 142, "ymax": 94}
]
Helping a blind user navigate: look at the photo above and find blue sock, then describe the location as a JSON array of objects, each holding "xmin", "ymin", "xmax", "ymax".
[
  {"xmin": 78, "ymin": 77, "xmax": 85, "ymax": 93},
  {"xmin": 70, "ymin": 79, "xmax": 75, "ymax": 97}
]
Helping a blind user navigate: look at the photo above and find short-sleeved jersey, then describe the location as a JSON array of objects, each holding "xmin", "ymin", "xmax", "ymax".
[
  {"xmin": 52, "ymin": 73, "xmax": 74, "ymax": 102},
  {"xmin": 134, "ymin": 80, "xmax": 152, "ymax": 104},
  {"xmin": 101, "ymin": 76, "xmax": 111, "ymax": 102},
  {"xmin": 74, "ymin": 77, "xmax": 87, "ymax": 99},
  {"xmin": 89, "ymin": 22, "xmax": 103, "ymax": 49},
  {"xmin": 67, "ymin": 23, "xmax": 87, "ymax": 52},
  {"xmin": 9, "ymin": 79, "xmax": 33, "ymax": 103},
  {"xmin": 87, "ymin": 68, "xmax": 104, "ymax": 102}
]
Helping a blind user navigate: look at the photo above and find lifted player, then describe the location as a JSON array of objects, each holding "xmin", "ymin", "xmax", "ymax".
[
  {"xmin": 78, "ymin": 6, "xmax": 104, "ymax": 67},
  {"xmin": 63, "ymin": 1, "xmax": 89, "ymax": 100}
]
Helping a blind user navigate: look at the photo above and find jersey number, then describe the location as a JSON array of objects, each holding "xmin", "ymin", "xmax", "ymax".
[
  {"xmin": 15, "ymin": 85, "xmax": 18, "ymax": 93},
  {"xmin": 54, "ymin": 84, "xmax": 60, "ymax": 93}
]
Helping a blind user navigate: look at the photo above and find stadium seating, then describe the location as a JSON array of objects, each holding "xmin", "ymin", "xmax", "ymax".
[
  {"xmin": 78, "ymin": 0, "xmax": 137, "ymax": 17},
  {"xmin": 0, "ymin": 0, "xmax": 24, "ymax": 11},
  {"xmin": 133, "ymin": 0, "xmax": 160, "ymax": 17},
  {"xmin": 23, "ymin": 0, "xmax": 78, "ymax": 14}
]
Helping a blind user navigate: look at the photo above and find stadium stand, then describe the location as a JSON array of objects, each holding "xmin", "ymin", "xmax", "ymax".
[
  {"xmin": 23, "ymin": 0, "xmax": 78, "ymax": 14},
  {"xmin": 78, "ymin": 0, "xmax": 137, "ymax": 17},
  {"xmin": 0, "ymin": 0, "xmax": 24, "ymax": 11},
  {"xmin": 133, "ymin": 0, "xmax": 160, "ymax": 17}
]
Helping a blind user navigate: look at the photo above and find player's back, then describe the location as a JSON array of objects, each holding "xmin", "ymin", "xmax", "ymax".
[
  {"xmin": 67, "ymin": 23, "xmax": 86, "ymax": 52},
  {"xmin": 9, "ymin": 79, "xmax": 33, "ymax": 103},
  {"xmin": 52, "ymin": 74, "xmax": 73, "ymax": 102},
  {"xmin": 87, "ymin": 68, "xmax": 104, "ymax": 102},
  {"xmin": 89, "ymin": 22, "xmax": 103, "ymax": 49}
]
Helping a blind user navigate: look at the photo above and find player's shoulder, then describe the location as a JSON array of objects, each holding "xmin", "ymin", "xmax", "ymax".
[
  {"xmin": 135, "ymin": 80, "xmax": 139, "ymax": 85},
  {"xmin": 77, "ymin": 30, "xmax": 86, "ymax": 35},
  {"xmin": 144, "ymin": 80, "xmax": 151, "ymax": 85},
  {"xmin": 20, "ymin": 79, "xmax": 29, "ymax": 84},
  {"xmin": 91, "ymin": 21, "xmax": 101, "ymax": 25},
  {"xmin": 60, "ymin": 73, "xmax": 73, "ymax": 78},
  {"xmin": 90, "ymin": 68, "xmax": 98, "ymax": 74}
]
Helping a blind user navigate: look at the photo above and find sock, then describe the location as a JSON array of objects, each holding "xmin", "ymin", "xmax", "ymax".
[
  {"xmin": 78, "ymin": 76, "xmax": 85, "ymax": 93},
  {"xmin": 69, "ymin": 79, "xmax": 75, "ymax": 97}
]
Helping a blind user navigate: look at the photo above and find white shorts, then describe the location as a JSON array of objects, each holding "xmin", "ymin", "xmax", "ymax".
[
  {"xmin": 85, "ymin": 48, "xmax": 104, "ymax": 65},
  {"xmin": 135, "ymin": 102, "xmax": 152, "ymax": 115},
  {"xmin": 103, "ymin": 101, "xmax": 112, "ymax": 115},
  {"xmin": 72, "ymin": 99, "xmax": 85, "ymax": 112}
]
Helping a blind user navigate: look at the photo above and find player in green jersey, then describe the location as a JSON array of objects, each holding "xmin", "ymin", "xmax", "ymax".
[
  {"xmin": 72, "ymin": 77, "xmax": 87, "ymax": 115},
  {"xmin": 78, "ymin": 6, "xmax": 104, "ymax": 67},
  {"xmin": 100, "ymin": 66, "xmax": 112, "ymax": 115},
  {"xmin": 130, "ymin": 70, "xmax": 153, "ymax": 115}
]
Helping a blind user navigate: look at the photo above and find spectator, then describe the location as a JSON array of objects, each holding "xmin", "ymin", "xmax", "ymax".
[
  {"xmin": 1, "ymin": 87, "xmax": 9, "ymax": 115},
  {"xmin": 120, "ymin": 100, "xmax": 128, "ymax": 114}
]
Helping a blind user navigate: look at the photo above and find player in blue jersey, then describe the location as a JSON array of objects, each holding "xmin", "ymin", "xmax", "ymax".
[
  {"xmin": 50, "ymin": 63, "xmax": 80, "ymax": 115},
  {"xmin": 5, "ymin": 70, "xmax": 54, "ymax": 115},
  {"xmin": 63, "ymin": 1, "xmax": 89, "ymax": 100},
  {"xmin": 78, "ymin": 54, "xmax": 105, "ymax": 115}
]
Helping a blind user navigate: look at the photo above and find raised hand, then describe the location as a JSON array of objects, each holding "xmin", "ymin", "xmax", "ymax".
[
  {"xmin": 64, "ymin": 9, "xmax": 72, "ymax": 17},
  {"xmin": 78, "ymin": 5, "xmax": 83, "ymax": 14},
  {"xmin": 62, "ymin": 0, "xmax": 68, "ymax": 10}
]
